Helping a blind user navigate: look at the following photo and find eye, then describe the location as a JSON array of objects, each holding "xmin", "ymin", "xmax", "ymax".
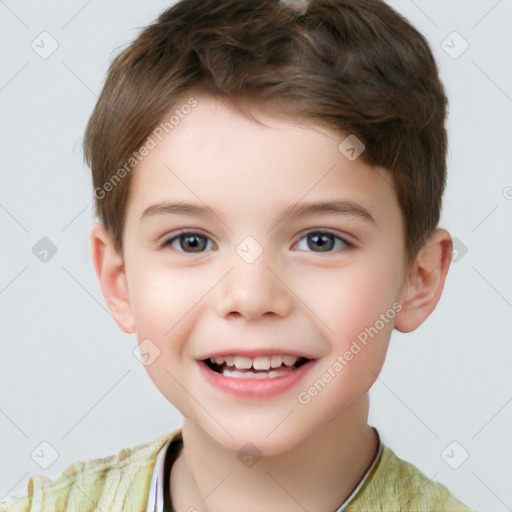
[
  {"xmin": 294, "ymin": 231, "xmax": 351, "ymax": 253},
  {"xmin": 164, "ymin": 231, "xmax": 216, "ymax": 253}
]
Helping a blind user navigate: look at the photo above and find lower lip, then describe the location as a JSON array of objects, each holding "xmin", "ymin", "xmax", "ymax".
[{"xmin": 198, "ymin": 360, "xmax": 317, "ymax": 399}]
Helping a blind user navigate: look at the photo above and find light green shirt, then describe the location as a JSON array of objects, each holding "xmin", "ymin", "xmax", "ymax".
[{"xmin": 0, "ymin": 430, "xmax": 474, "ymax": 511}]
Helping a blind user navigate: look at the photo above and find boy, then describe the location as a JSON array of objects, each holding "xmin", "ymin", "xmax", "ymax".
[{"xmin": 1, "ymin": 0, "xmax": 475, "ymax": 510}]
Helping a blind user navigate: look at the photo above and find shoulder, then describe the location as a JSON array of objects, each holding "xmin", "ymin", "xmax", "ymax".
[
  {"xmin": 0, "ymin": 431, "xmax": 179, "ymax": 512},
  {"xmin": 347, "ymin": 444, "xmax": 475, "ymax": 512}
]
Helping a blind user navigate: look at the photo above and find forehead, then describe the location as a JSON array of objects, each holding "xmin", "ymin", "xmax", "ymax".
[{"xmin": 126, "ymin": 95, "xmax": 401, "ymax": 230}]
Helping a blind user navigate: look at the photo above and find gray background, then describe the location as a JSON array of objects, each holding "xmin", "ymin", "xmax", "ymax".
[{"xmin": 1, "ymin": 1, "xmax": 511, "ymax": 510}]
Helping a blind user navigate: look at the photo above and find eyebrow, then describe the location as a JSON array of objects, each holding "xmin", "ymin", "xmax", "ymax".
[{"xmin": 140, "ymin": 199, "xmax": 376, "ymax": 226}]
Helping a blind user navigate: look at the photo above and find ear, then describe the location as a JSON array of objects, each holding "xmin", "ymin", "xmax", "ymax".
[
  {"xmin": 395, "ymin": 228, "xmax": 453, "ymax": 333},
  {"xmin": 90, "ymin": 224, "xmax": 135, "ymax": 334}
]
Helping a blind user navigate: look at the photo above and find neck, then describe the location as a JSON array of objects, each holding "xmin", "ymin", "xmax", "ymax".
[{"xmin": 170, "ymin": 395, "xmax": 378, "ymax": 512}]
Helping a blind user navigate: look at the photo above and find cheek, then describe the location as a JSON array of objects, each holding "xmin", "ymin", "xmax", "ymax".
[
  {"xmin": 323, "ymin": 264, "xmax": 401, "ymax": 394},
  {"xmin": 305, "ymin": 262, "xmax": 400, "ymax": 341},
  {"xmin": 128, "ymin": 266, "xmax": 199, "ymax": 415},
  {"xmin": 300, "ymin": 263, "xmax": 400, "ymax": 403},
  {"xmin": 129, "ymin": 263, "xmax": 196, "ymax": 334}
]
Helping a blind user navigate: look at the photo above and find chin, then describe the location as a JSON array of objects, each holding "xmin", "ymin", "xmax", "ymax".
[{"xmin": 203, "ymin": 418, "xmax": 309, "ymax": 458}]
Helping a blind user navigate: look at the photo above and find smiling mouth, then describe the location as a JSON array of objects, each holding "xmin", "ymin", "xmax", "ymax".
[{"xmin": 204, "ymin": 354, "xmax": 310, "ymax": 379}]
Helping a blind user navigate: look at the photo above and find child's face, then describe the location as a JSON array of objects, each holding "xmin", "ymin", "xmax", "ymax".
[{"xmin": 120, "ymin": 95, "xmax": 409, "ymax": 454}]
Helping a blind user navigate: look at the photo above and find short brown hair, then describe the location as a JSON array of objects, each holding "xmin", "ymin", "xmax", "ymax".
[{"xmin": 84, "ymin": 0, "xmax": 448, "ymax": 260}]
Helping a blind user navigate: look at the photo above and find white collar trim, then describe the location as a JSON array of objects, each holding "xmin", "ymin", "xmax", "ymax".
[{"xmin": 146, "ymin": 431, "xmax": 383, "ymax": 512}]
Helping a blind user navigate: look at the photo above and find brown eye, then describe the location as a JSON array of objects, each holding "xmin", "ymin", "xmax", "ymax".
[
  {"xmin": 295, "ymin": 231, "xmax": 350, "ymax": 253},
  {"xmin": 165, "ymin": 232, "xmax": 215, "ymax": 253}
]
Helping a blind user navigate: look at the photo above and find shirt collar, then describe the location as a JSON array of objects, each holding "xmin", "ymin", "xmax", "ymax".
[
  {"xmin": 147, "ymin": 429, "xmax": 383, "ymax": 512},
  {"xmin": 146, "ymin": 437, "xmax": 172, "ymax": 512}
]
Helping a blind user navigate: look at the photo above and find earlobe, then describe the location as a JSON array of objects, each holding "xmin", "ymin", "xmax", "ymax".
[
  {"xmin": 90, "ymin": 224, "xmax": 135, "ymax": 334},
  {"xmin": 395, "ymin": 229, "xmax": 453, "ymax": 333}
]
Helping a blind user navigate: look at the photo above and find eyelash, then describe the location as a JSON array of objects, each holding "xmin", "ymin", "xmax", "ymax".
[{"xmin": 161, "ymin": 229, "xmax": 354, "ymax": 254}]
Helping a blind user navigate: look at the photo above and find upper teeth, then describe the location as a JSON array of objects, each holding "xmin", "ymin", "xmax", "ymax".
[{"xmin": 210, "ymin": 355, "xmax": 299, "ymax": 370}]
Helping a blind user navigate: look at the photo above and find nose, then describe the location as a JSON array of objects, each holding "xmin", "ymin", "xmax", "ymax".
[{"xmin": 215, "ymin": 250, "xmax": 293, "ymax": 321}]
